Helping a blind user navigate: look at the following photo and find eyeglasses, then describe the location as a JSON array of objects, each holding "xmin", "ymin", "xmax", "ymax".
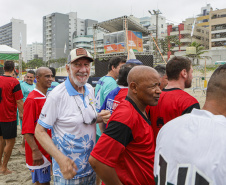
[{"xmin": 74, "ymin": 96, "xmax": 97, "ymax": 125}]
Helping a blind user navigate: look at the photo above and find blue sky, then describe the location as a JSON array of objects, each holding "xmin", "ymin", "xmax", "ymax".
[{"xmin": 0, "ymin": 0, "xmax": 225, "ymax": 44}]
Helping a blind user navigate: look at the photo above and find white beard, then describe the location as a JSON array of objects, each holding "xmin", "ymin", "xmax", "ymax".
[{"xmin": 70, "ymin": 67, "xmax": 88, "ymax": 87}]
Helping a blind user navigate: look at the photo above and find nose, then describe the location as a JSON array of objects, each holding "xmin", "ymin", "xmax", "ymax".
[
  {"xmin": 156, "ymin": 86, "xmax": 162, "ymax": 94},
  {"xmin": 79, "ymin": 65, "xmax": 87, "ymax": 72}
]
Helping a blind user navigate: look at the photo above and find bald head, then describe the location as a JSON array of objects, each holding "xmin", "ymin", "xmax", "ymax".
[
  {"xmin": 36, "ymin": 67, "xmax": 53, "ymax": 91},
  {"xmin": 127, "ymin": 66, "xmax": 161, "ymax": 108},
  {"xmin": 206, "ymin": 64, "xmax": 226, "ymax": 101},
  {"xmin": 127, "ymin": 66, "xmax": 159, "ymax": 85},
  {"xmin": 36, "ymin": 67, "xmax": 51, "ymax": 77}
]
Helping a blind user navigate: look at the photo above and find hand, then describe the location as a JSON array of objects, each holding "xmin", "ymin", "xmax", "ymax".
[
  {"xmin": 58, "ymin": 156, "xmax": 78, "ymax": 179},
  {"xmin": 19, "ymin": 113, "xmax": 23, "ymax": 121},
  {"xmin": 32, "ymin": 149, "xmax": 44, "ymax": 166},
  {"xmin": 99, "ymin": 110, "xmax": 111, "ymax": 124}
]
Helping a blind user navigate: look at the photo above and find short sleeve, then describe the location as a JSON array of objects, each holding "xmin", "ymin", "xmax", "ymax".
[
  {"xmin": 13, "ymin": 82, "xmax": 23, "ymax": 101},
  {"xmin": 91, "ymin": 118, "xmax": 133, "ymax": 168}
]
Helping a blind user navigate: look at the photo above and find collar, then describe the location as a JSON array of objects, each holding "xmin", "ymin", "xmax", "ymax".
[
  {"xmin": 34, "ymin": 88, "xmax": 46, "ymax": 97},
  {"xmin": 2, "ymin": 75, "xmax": 12, "ymax": 77},
  {"xmin": 125, "ymin": 96, "xmax": 152, "ymax": 125},
  {"xmin": 163, "ymin": 88, "xmax": 182, "ymax": 92},
  {"xmin": 65, "ymin": 76, "xmax": 89, "ymax": 96},
  {"xmin": 25, "ymin": 82, "xmax": 34, "ymax": 86},
  {"xmin": 118, "ymin": 85, "xmax": 128, "ymax": 89}
]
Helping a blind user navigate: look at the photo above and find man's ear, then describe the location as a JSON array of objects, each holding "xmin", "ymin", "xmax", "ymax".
[
  {"xmin": 129, "ymin": 82, "xmax": 137, "ymax": 94},
  {"xmin": 180, "ymin": 69, "xmax": 187, "ymax": 79},
  {"xmin": 36, "ymin": 75, "xmax": 39, "ymax": 82},
  {"xmin": 66, "ymin": 64, "xmax": 70, "ymax": 73},
  {"xmin": 111, "ymin": 65, "xmax": 115, "ymax": 71}
]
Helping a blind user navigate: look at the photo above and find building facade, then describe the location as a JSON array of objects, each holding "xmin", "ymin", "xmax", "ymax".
[
  {"xmin": 0, "ymin": 18, "xmax": 27, "ymax": 61},
  {"xmin": 196, "ymin": 4, "xmax": 212, "ymax": 27},
  {"xmin": 140, "ymin": 15, "xmax": 167, "ymax": 52},
  {"xmin": 209, "ymin": 8, "xmax": 226, "ymax": 50},
  {"xmin": 26, "ymin": 42, "xmax": 43, "ymax": 62},
  {"xmin": 43, "ymin": 12, "xmax": 98, "ymax": 62},
  {"xmin": 163, "ymin": 18, "xmax": 209, "ymax": 59},
  {"xmin": 43, "ymin": 13, "xmax": 69, "ymax": 62}
]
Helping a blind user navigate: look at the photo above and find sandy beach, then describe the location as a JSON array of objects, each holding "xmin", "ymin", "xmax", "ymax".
[
  {"xmin": 0, "ymin": 69, "xmax": 213, "ymax": 185},
  {"xmin": 0, "ymin": 126, "xmax": 54, "ymax": 185}
]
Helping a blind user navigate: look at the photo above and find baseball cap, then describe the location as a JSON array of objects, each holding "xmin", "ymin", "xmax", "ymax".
[
  {"xmin": 126, "ymin": 59, "xmax": 143, "ymax": 65},
  {"xmin": 67, "ymin": 48, "xmax": 94, "ymax": 64}
]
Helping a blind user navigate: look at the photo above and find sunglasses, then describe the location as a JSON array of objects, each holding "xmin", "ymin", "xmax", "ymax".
[{"xmin": 74, "ymin": 96, "xmax": 97, "ymax": 125}]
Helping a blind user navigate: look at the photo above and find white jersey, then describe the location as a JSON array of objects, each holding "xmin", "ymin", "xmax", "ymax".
[{"xmin": 154, "ymin": 109, "xmax": 226, "ymax": 185}]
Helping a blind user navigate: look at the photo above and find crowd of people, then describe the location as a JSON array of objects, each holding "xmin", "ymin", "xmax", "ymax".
[{"xmin": 0, "ymin": 47, "xmax": 226, "ymax": 185}]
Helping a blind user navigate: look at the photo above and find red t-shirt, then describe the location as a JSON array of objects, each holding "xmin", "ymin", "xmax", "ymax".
[
  {"xmin": 22, "ymin": 89, "xmax": 51, "ymax": 166},
  {"xmin": 0, "ymin": 75, "xmax": 23, "ymax": 122},
  {"xmin": 91, "ymin": 97, "xmax": 155, "ymax": 185},
  {"xmin": 146, "ymin": 88, "xmax": 200, "ymax": 145}
]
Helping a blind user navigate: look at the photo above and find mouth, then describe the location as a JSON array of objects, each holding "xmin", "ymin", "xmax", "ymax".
[
  {"xmin": 155, "ymin": 96, "xmax": 160, "ymax": 101},
  {"xmin": 76, "ymin": 74, "xmax": 88, "ymax": 77}
]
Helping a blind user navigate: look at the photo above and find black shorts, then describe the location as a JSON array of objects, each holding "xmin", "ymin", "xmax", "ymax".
[{"xmin": 0, "ymin": 120, "xmax": 17, "ymax": 139}]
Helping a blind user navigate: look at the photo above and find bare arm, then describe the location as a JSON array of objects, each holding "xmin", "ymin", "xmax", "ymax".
[
  {"xmin": 89, "ymin": 155, "xmax": 123, "ymax": 185},
  {"xmin": 24, "ymin": 133, "xmax": 44, "ymax": 166},
  {"xmin": 35, "ymin": 123, "xmax": 77, "ymax": 179},
  {"xmin": 16, "ymin": 99, "xmax": 23, "ymax": 120}
]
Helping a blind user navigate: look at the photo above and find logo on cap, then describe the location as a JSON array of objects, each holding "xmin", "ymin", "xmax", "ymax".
[{"xmin": 76, "ymin": 48, "xmax": 88, "ymax": 56}]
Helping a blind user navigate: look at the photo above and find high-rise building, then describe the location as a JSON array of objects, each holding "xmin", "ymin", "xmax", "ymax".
[
  {"xmin": 209, "ymin": 8, "xmax": 226, "ymax": 50},
  {"xmin": 196, "ymin": 4, "xmax": 213, "ymax": 27},
  {"xmin": 26, "ymin": 42, "xmax": 43, "ymax": 62},
  {"xmin": 0, "ymin": 18, "xmax": 27, "ymax": 61},
  {"xmin": 43, "ymin": 12, "xmax": 98, "ymax": 62},
  {"xmin": 140, "ymin": 15, "xmax": 167, "ymax": 52},
  {"xmin": 68, "ymin": 12, "xmax": 77, "ymax": 50},
  {"xmin": 43, "ymin": 13, "xmax": 69, "ymax": 62},
  {"xmin": 140, "ymin": 15, "xmax": 166, "ymax": 38}
]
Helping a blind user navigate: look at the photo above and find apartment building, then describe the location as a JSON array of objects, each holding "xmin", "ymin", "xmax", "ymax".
[
  {"xmin": 72, "ymin": 19, "xmax": 98, "ymax": 53},
  {"xmin": 163, "ymin": 18, "xmax": 209, "ymax": 58},
  {"xmin": 68, "ymin": 12, "xmax": 77, "ymax": 50},
  {"xmin": 43, "ymin": 13, "xmax": 69, "ymax": 62},
  {"xmin": 0, "ymin": 18, "xmax": 27, "ymax": 61},
  {"xmin": 196, "ymin": 4, "xmax": 212, "ymax": 27},
  {"xmin": 26, "ymin": 42, "xmax": 43, "ymax": 62},
  {"xmin": 140, "ymin": 15, "xmax": 167, "ymax": 52},
  {"xmin": 43, "ymin": 11, "xmax": 98, "ymax": 61},
  {"xmin": 209, "ymin": 8, "xmax": 226, "ymax": 50}
]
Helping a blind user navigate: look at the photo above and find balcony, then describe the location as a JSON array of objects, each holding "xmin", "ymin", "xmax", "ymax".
[
  {"xmin": 180, "ymin": 38, "xmax": 191, "ymax": 43},
  {"xmin": 211, "ymin": 38, "xmax": 226, "ymax": 42},
  {"xmin": 169, "ymin": 31, "xmax": 179, "ymax": 36},
  {"xmin": 211, "ymin": 29, "xmax": 226, "ymax": 34},
  {"xmin": 180, "ymin": 30, "xmax": 192, "ymax": 35}
]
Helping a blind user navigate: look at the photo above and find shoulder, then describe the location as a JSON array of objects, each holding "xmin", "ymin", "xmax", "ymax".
[
  {"xmin": 110, "ymin": 100, "xmax": 136, "ymax": 124},
  {"xmin": 158, "ymin": 113, "xmax": 191, "ymax": 137},
  {"xmin": 85, "ymin": 83, "xmax": 94, "ymax": 90},
  {"xmin": 178, "ymin": 90, "xmax": 198, "ymax": 103},
  {"xmin": 109, "ymin": 87, "xmax": 120, "ymax": 96},
  {"xmin": 48, "ymin": 82, "xmax": 66, "ymax": 99}
]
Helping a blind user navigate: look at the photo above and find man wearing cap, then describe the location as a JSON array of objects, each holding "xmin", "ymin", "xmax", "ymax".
[{"xmin": 35, "ymin": 48, "xmax": 110, "ymax": 185}]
